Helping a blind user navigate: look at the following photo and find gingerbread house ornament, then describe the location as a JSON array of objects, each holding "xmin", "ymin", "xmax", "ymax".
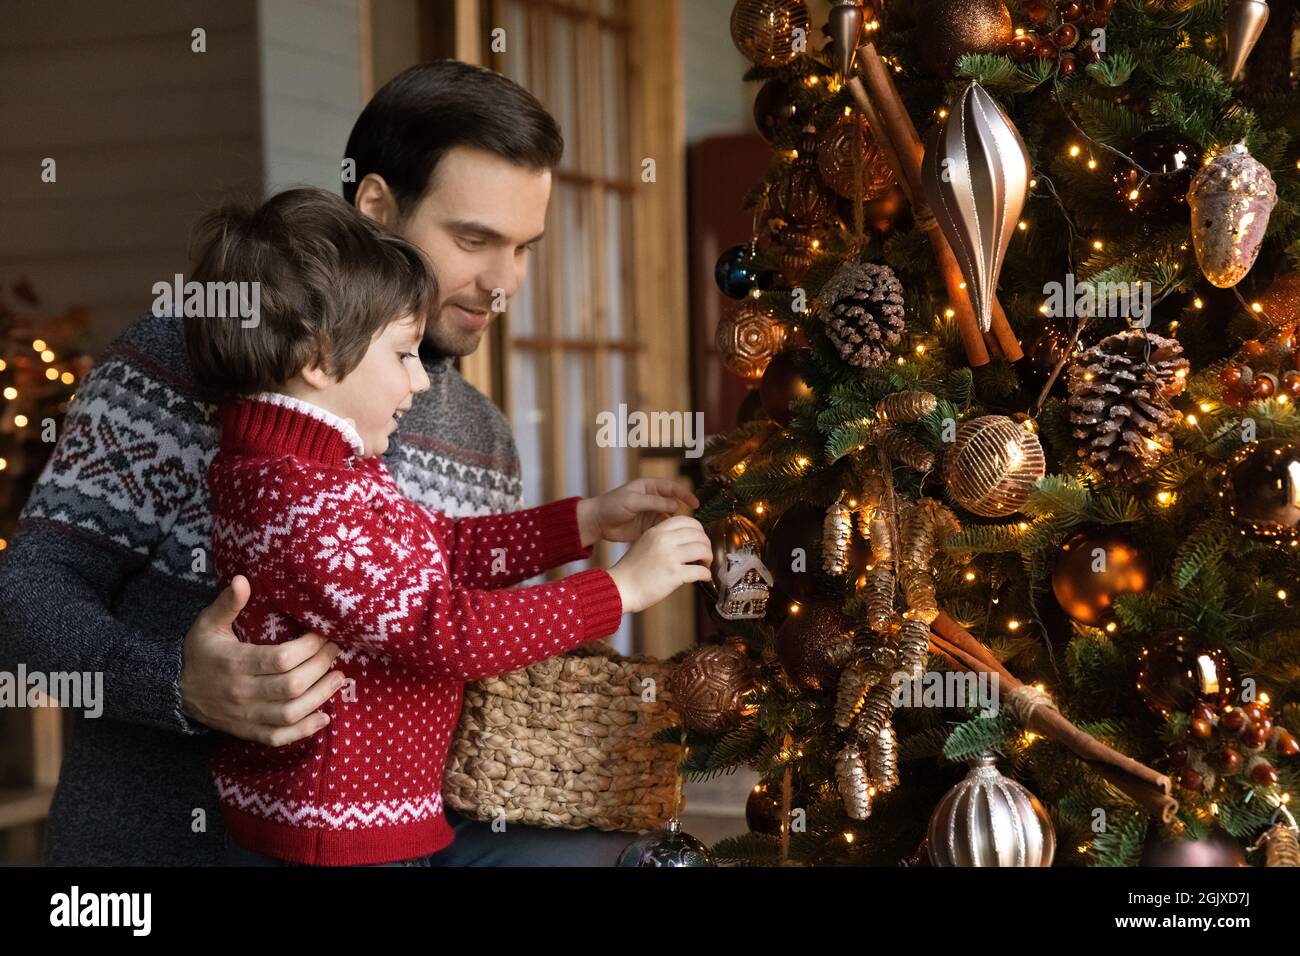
[{"xmin": 716, "ymin": 545, "xmax": 773, "ymax": 620}]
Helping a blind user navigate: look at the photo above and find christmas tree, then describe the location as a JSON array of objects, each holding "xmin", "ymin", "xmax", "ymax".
[
  {"xmin": 0, "ymin": 280, "xmax": 92, "ymax": 552},
  {"xmin": 671, "ymin": 0, "xmax": 1300, "ymax": 867}
]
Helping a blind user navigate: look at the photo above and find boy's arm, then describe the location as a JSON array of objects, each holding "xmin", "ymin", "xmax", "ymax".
[
  {"xmin": 0, "ymin": 334, "xmax": 212, "ymax": 734},
  {"xmin": 424, "ymin": 496, "xmax": 594, "ymax": 589},
  {"xmin": 271, "ymin": 470, "xmax": 622, "ymax": 681}
]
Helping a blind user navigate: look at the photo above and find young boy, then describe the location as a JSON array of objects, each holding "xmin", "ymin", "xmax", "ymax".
[{"xmin": 184, "ymin": 188, "xmax": 711, "ymax": 866}]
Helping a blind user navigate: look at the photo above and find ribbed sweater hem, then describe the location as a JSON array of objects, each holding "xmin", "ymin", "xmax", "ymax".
[{"xmin": 222, "ymin": 805, "xmax": 455, "ymax": 866}]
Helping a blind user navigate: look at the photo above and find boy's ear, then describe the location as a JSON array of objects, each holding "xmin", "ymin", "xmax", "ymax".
[
  {"xmin": 297, "ymin": 363, "xmax": 334, "ymax": 391},
  {"xmin": 354, "ymin": 174, "xmax": 400, "ymax": 228}
]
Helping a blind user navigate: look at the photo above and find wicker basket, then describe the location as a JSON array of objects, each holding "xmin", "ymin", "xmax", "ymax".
[{"xmin": 443, "ymin": 640, "xmax": 682, "ymax": 833}]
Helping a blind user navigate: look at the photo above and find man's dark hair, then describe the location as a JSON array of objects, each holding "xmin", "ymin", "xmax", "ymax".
[
  {"xmin": 342, "ymin": 60, "xmax": 564, "ymax": 215},
  {"xmin": 184, "ymin": 187, "xmax": 438, "ymax": 396}
]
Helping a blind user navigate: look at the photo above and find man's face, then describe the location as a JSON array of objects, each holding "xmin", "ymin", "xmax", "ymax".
[{"xmin": 393, "ymin": 146, "xmax": 551, "ymax": 356}]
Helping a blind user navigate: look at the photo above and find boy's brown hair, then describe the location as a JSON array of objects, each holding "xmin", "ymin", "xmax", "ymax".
[{"xmin": 184, "ymin": 187, "xmax": 438, "ymax": 395}]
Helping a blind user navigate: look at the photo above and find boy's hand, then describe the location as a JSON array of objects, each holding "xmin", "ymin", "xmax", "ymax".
[
  {"xmin": 577, "ymin": 478, "xmax": 700, "ymax": 547},
  {"xmin": 607, "ymin": 515, "xmax": 712, "ymax": 613},
  {"xmin": 180, "ymin": 575, "xmax": 346, "ymax": 747}
]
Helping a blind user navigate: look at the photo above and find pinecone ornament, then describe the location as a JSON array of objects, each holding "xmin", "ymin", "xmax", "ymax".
[
  {"xmin": 816, "ymin": 261, "xmax": 906, "ymax": 368},
  {"xmin": 1067, "ymin": 331, "xmax": 1189, "ymax": 482}
]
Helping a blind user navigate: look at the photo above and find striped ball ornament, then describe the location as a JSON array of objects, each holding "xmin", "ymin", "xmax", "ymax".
[{"xmin": 942, "ymin": 415, "xmax": 1045, "ymax": 517}]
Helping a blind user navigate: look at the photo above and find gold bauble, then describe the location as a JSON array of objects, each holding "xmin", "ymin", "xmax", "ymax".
[
  {"xmin": 1051, "ymin": 529, "xmax": 1150, "ymax": 626},
  {"xmin": 715, "ymin": 302, "xmax": 789, "ymax": 382},
  {"xmin": 730, "ymin": 0, "xmax": 810, "ymax": 68},
  {"xmin": 942, "ymin": 416, "xmax": 1046, "ymax": 517}
]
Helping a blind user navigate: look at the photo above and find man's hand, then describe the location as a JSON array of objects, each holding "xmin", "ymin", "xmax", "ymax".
[
  {"xmin": 180, "ymin": 575, "xmax": 345, "ymax": 747},
  {"xmin": 577, "ymin": 478, "xmax": 700, "ymax": 547}
]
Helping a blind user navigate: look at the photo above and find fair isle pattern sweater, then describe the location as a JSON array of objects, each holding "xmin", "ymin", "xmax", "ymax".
[
  {"xmin": 209, "ymin": 394, "xmax": 622, "ymax": 866},
  {"xmin": 0, "ymin": 312, "xmax": 529, "ymax": 865}
]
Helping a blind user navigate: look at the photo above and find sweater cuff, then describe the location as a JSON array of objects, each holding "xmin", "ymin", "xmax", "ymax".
[
  {"xmin": 538, "ymin": 496, "xmax": 593, "ymax": 567},
  {"xmin": 567, "ymin": 568, "xmax": 625, "ymax": 640}
]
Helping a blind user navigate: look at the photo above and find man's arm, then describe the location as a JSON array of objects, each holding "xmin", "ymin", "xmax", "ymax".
[{"xmin": 0, "ymin": 319, "xmax": 341, "ymax": 743}]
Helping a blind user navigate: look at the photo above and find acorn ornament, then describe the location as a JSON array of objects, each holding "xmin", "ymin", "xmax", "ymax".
[{"xmin": 1188, "ymin": 143, "xmax": 1277, "ymax": 288}]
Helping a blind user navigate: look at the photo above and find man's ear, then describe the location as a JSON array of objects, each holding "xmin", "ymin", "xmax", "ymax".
[{"xmin": 354, "ymin": 173, "xmax": 400, "ymax": 228}]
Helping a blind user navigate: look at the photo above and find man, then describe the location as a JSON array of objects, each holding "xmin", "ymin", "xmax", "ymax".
[{"xmin": 0, "ymin": 60, "xmax": 644, "ymax": 866}]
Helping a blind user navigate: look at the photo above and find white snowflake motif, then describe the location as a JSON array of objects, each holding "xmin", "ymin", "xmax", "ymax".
[{"xmin": 315, "ymin": 524, "xmax": 373, "ymax": 572}]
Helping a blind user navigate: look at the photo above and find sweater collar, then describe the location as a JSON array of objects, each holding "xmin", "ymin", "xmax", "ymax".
[{"xmin": 221, "ymin": 392, "xmax": 367, "ymax": 463}]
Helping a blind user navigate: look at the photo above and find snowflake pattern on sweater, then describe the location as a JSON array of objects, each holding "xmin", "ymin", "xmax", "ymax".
[{"xmin": 207, "ymin": 393, "xmax": 623, "ymax": 865}]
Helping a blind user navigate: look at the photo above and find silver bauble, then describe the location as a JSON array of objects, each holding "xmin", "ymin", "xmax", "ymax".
[
  {"xmin": 927, "ymin": 753, "xmax": 1056, "ymax": 866},
  {"xmin": 616, "ymin": 819, "xmax": 715, "ymax": 867}
]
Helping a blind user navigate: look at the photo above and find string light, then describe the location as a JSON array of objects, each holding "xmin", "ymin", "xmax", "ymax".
[
  {"xmin": 915, "ymin": 343, "xmax": 926, "ymax": 355},
  {"xmin": 1156, "ymin": 490, "xmax": 1174, "ymax": 507},
  {"xmin": 1199, "ymin": 402, "xmax": 1213, "ymax": 413},
  {"xmin": 1069, "ymin": 144, "xmax": 1081, "ymax": 158},
  {"xmin": 1017, "ymin": 220, "xmax": 1028, "ymax": 231},
  {"xmin": 3, "ymin": 387, "xmax": 16, "ymax": 400},
  {"xmin": 1193, "ymin": 297, "xmax": 1203, "ymax": 309},
  {"xmin": 1186, "ymin": 414, "xmax": 1198, "ymax": 426},
  {"xmin": 45, "ymin": 368, "xmax": 58, "ymax": 381},
  {"xmin": 0, "ymin": 458, "xmax": 6, "ymax": 471},
  {"xmin": 1008, "ymin": 619, "xmax": 1021, "ymax": 630},
  {"xmin": 32, "ymin": 339, "xmax": 46, "ymax": 352},
  {"xmin": 1278, "ymin": 589, "xmax": 1288, "ymax": 601},
  {"xmin": 789, "ymin": 602, "xmax": 801, "ymax": 614},
  {"xmin": 1105, "ymin": 622, "xmax": 1117, "ymax": 633},
  {"xmin": 1252, "ymin": 302, "xmax": 1263, "ymax": 313},
  {"xmin": 60, "ymin": 372, "xmax": 74, "ymax": 384},
  {"xmin": 754, "ymin": 502, "xmax": 765, "ymax": 515},
  {"xmin": 13, "ymin": 415, "xmax": 27, "ymax": 428},
  {"xmin": 964, "ymin": 570, "xmax": 976, "ymax": 582},
  {"xmin": 1092, "ymin": 240, "xmax": 1103, "ymax": 251},
  {"xmin": 944, "ymin": 307, "xmax": 955, "ymax": 318},
  {"xmin": 41, "ymin": 349, "xmax": 55, "ymax": 362},
  {"xmin": 0, "ymin": 539, "xmax": 6, "ymax": 551},
  {"xmin": 0, "ymin": 359, "xmax": 5, "ymax": 371},
  {"xmin": 1087, "ymin": 158, "xmax": 1097, "ymax": 170}
]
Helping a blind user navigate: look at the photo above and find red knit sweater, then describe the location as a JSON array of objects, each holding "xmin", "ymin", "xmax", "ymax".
[{"xmin": 206, "ymin": 393, "xmax": 624, "ymax": 866}]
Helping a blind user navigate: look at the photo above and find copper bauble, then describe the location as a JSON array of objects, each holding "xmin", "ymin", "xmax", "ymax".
[
  {"xmin": 1051, "ymin": 528, "xmax": 1151, "ymax": 626},
  {"xmin": 716, "ymin": 302, "xmax": 789, "ymax": 382},
  {"xmin": 759, "ymin": 348, "xmax": 814, "ymax": 425},
  {"xmin": 1224, "ymin": 439, "xmax": 1300, "ymax": 540},
  {"xmin": 746, "ymin": 783, "xmax": 784, "ymax": 835},
  {"xmin": 1135, "ymin": 630, "xmax": 1237, "ymax": 718},
  {"xmin": 942, "ymin": 415, "xmax": 1046, "ymax": 517},
  {"xmin": 1255, "ymin": 273, "xmax": 1300, "ymax": 329},
  {"xmin": 776, "ymin": 598, "xmax": 855, "ymax": 691},
  {"xmin": 915, "ymin": 0, "xmax": 1013, "ymax": 77},
  {"xmin": 816, "ymin": 113, "xmax": 895, "ymax": 201},
  {"xmin": 667, "ymin": 644, "xmax": 757, "ymax": 735},
  {"xmin": 730, "ymin": 0, "xmax": 810, "ymax": 67},
  {"xmin": 770, "ymin": 129, "xmax": 835, "ymax": 226},
  {"xmin": 753, "ymin": 77, "xmax": 808, "ymax": 144}
]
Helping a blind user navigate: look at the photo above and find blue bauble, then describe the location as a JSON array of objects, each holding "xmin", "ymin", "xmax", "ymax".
[
  {"xmin": 616, "ymin": 819, "xmax": 714, "ymax": 867},
  {"xmin": 715, "ymin": 243, "xmax": 760, "ymax": 299}
]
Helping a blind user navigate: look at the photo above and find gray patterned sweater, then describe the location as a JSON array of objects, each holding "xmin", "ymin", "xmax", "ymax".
[{"xmin": 0, "ymin": 311, "xmax": 523, "ymax": 865}]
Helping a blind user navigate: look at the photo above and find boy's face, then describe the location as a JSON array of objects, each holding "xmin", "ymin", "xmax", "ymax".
[
  {"xmin": 323, "ymin": 314, "xmax": 430, "ymax": 457},
  {"xmin": 390, "ymin": 146, "xmax": 551, "ymax": 356}
]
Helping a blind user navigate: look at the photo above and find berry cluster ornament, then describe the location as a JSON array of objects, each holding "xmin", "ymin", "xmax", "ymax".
[
  {"xmin": 1218, "ymin": 334, "xmax": 1300, "ymax": 406},
  {"xmin": 1066, "ymin": 331, "xmax": 1189, "ymax": 482},
  {"xmin": 1166, "ymin": 697, "xmax": 1298, "ymax": 794},
  {"xmin": 1051, "ymin": 527, "xmax": 1151, "ymax": 626},
  {"xmin": 815, "ymin": 260, "xmax": 906, "ymax": 367},
  {"xmin": 1223, "ymin": 439, "xmax": 1300, "ymax": 540},
  {"xmin": 927, "ymin": 753, "xmax": 1056, "ymax": 867},
  {"xmin": 730, "ymin": 0, "xmax": 809, "ymax": 68},
  {"xmin": 667, "ymin": 644, "xmax": 758, "ymax": 734},
  {"xmin": 1136, "ymin": 630, "xmax": 1237, "ymax": 719},
  {"xmin": 1188, "ymin": 143, "xmax": 1278, "ymax": 288},
  {"xmin": 716, "ymin": 301, "xmax": 789, "ymax": 382},
  {"xmin": 1008, "ymin": 0, "xmax": 1116, "ymax": 73},
  {"xmin": 942, "ymin": 415, "xmax": 1046, "ymax": 517}
]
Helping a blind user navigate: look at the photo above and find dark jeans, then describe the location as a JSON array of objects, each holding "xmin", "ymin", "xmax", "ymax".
[{"xmin": 223, "ymin": 808, "xmax": 635, "ymax": 867}]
